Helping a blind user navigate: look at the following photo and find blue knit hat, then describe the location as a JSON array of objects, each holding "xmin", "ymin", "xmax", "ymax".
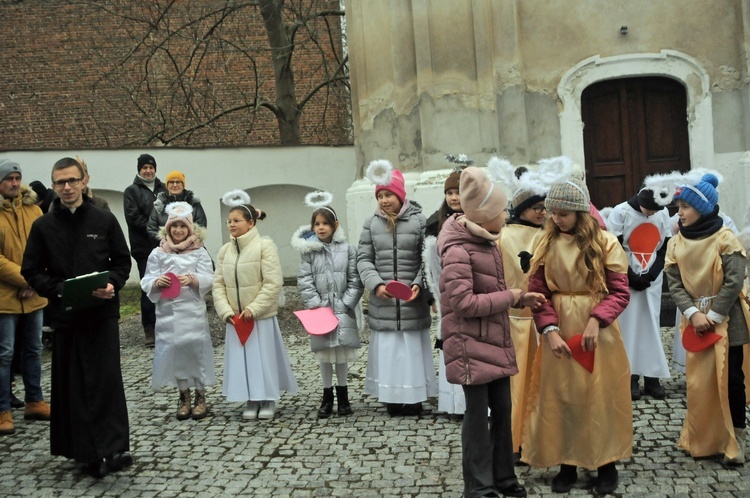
[{"xmin": 674, "ymin": 173, "xmax": 719, "ymax": 215}]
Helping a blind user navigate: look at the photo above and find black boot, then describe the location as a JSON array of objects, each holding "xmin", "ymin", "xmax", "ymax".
[
  {"xmin": 144, "ymin": 324, "xmax": 155, "ymax": 348},
  {"xmin": 86, "ymin": 458, "xmax": 110, "ymax": 478},
  {"xmin": 630, "ymin": 375, "xmax": 641, "ymax": 400},
  {"xmin": 335, "ymin": 385, "xmax": 353, "ymax": 416},
  {"xmin": 594, "ymin": 462, "xmax": 619, "ymax": 494},
  {"xmin": 644, "ymin": 377, "xmax": 666, "ymax": 399},
  {"xmin": 317, "ymin": 387, "xmax": 334, "ymax": 418},
  {"xmin": 401, "ymin": 402, "xmax": 423, "ymax": 416},
  {"xmin": 551, "ymin": 464, "xmax": 577, "ymax": 493}
]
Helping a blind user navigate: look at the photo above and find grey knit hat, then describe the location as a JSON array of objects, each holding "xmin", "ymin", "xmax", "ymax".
[
  {"xmin": 0, "ymin": 159, "xmax": 22, "ymax": 181},
  {"xmin": 545, "ymin": 178, "xmax": 590, "ymax": 212}
]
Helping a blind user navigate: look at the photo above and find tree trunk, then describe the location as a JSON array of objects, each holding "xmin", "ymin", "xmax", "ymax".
[{"xmin": 259, "ymin": 0, "xmax": 301, "ymax": 145}]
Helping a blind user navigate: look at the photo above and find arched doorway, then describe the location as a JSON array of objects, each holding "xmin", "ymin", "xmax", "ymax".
[{"xmin": 581, "ymin": 77, "xmax": 691, "ymax": 208}]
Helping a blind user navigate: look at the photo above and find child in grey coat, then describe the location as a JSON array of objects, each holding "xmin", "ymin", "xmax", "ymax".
[{"xmin": 293, "ymin": 205, "xmax": 363, "ymax": 417}]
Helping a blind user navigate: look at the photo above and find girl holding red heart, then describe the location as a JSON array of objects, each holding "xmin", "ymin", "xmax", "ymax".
[
  {"xmin": 524, "ymin": 177, "xmax": 632, "ymax": 495},
  {"xmin": 141, "ymin": 202, "xmax": 215, "ymax": 421},
  {"xmin": 213, "ymin": 192, "xmax": 298, "ymax": 421}
]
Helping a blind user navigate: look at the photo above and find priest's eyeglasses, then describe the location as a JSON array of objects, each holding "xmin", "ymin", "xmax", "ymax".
[{"xmin": 52, "ymin": 178, "xmax": 82, "ymax": 188}]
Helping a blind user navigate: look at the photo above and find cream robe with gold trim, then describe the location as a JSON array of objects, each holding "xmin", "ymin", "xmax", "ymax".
[
  {"xmin": 522, "ymin": 232, "xmax": 633, "ymax": 469},
  {"xmin": 499, "ymin": 224, "xmax": 541, "ymax": 454},
  {"xmin": 665, "ymin": 227, "xmax": 749, "ymax": 459}
]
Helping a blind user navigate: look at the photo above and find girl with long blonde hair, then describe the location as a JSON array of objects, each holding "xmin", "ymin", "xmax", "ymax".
[{"xmin": 522, "ymin": 178, "xmax": 632, "ymax": 495}]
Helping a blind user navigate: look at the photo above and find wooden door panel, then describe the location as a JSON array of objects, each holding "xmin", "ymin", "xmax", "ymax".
[{"xmin": 582, "ymin": 77, "xmax": 690, "ymax": 208}]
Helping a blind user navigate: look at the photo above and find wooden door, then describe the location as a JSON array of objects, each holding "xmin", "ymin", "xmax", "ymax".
[{"xmin": 581, "ymin": 77, "xmax": 691, "ymax": 209}]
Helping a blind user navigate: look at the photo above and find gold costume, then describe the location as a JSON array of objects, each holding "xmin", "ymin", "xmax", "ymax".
[
  {"xmin": 522, "ymin": 232, "xmax": 633, "ymax": 469},
  {"xmin": 666, "ymin": 227, "xmax": 749, "ymax": 459},
  {"xmin": 499, "ymin": 224, "xmax": 541, "ymax": 453}
]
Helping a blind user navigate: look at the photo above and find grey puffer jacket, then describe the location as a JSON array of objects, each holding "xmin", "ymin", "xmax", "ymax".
[
  {"xmin": 357, "ymin": 200, "xmax": 431, "ymax": 332},
  {"xmin": 292, "ymin": 225, "xmax": 363, "ymax": 352}
]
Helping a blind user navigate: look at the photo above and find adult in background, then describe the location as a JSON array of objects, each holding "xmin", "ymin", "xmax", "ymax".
[
  {"xmin": 124, "ymin": 154, "xmax": 167, "ymax": 347},
  {"xmin": 29, "ymin": 180, "xmax": 55, "ymax": 214},
  {"xmin": 21, "ymin": 157, "xmax": 133, "ymax": 478},
  {"xmin": 147, "ymin": 170, "xmax": 207, "ymax": 245},
  {"xmin": 0, "ymin": 159, "xmax": 51, "ymax": 435}
]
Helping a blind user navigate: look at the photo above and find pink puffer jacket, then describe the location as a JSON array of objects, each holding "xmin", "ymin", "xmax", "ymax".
[{"xmin": 436, "ymin": 215, "xmax": 519, "ymax": 385}]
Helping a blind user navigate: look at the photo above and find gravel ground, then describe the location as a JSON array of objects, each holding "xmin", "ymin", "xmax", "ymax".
[{"xmin": 117, "ymin": 285, "xmax": 371, "ymax": 349}]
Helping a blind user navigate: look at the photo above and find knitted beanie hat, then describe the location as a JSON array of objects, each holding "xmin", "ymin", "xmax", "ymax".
[
  {"xmin": 460, "ymin": 166, "xmax": 507, "ymax": 225},
  {"xmin": 0, "ymin": 159, "xmax": 21, "ymax": 181},
  {"xmin": 29, "ymin": 180, "xmax": 47, "ymax": 201},
  {"xmin": 444, "ymin": 169, "xmax": 461, "ymax": 193},
  {"xmin": 163, "ymin": 202, "xmax": 195, "ymax": 238},
  {"xmin": 545, "ymin": 178, "xmax": 590, "ymax": 212},
  {"xmin": 375, "ymin": 169, "xmax": 407, "ymax": 204},
  {"xmin": 137, "ymin": 154, "xmax": 157, "ymax": 172},
  {"xmin": 674, "ymin": 173, "xmax": 719, "ymax": 215},
  {"xmin": 166, "ymin": 171, "xmax": 186, "ymax": 186}
]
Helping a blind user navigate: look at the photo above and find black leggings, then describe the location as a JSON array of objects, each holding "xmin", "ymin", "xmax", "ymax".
[{"xmin": 728, "ymin": 345, "xmax": 746, "ymax": 429}]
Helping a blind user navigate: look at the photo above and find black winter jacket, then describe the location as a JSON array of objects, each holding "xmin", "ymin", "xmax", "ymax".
[
  {"xmin": 21, "ymin": 197, "xmax": 132, "ymax": 328},
  {"xmin": 123, "ymin": 176, "xmax": 167, "ymax": 259}
]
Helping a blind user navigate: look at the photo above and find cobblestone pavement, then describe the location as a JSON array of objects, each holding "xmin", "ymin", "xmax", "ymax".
[{"xmin": 2, "ymin": 299, "xmax": 750, "ymax": 496}]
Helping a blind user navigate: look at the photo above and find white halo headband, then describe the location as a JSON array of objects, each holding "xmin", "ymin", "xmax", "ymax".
[
  {"xmin": 678, "ymin": 184, "xmax": 710, "ymax": 205},
  {"xmin": 221, "ymin": 189, "xmax": 255, "ymax": 218},
  {"xmin": 164, "ymin": 201, "xmax": 193, "ymax": 219},
  {"xmin": 305, "ymin": 190, "xmax": 337, "ymax": 220},
  {"xmin": 477, "ymin": 183, "xmax": 495, "ymax": 210},
  {"xmin": 365, "ymin": 159, "xmax": 394, "ymax": 186},
  {"xmin": 565, "ymin": 180, "xmax": 588, "ymax": 200}
]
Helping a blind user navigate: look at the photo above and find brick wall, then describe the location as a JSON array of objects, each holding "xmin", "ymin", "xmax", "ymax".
[{"xmin": 0, "ymin": 0, "xmax": 351, "ymax": 149}]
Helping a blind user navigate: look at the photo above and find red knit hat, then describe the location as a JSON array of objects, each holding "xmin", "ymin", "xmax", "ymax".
[{"xmin": 375, "ymin": 169, "xmax": 407, "ymax": 204}]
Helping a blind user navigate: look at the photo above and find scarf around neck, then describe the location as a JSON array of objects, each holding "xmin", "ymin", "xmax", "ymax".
[
  {"xmin": 678, "ymin": 205, "xmax": 723, "ymax": 240},
  {"xmin": 160, "ymin": 234, "xmax": 202, "ymax": 254}
]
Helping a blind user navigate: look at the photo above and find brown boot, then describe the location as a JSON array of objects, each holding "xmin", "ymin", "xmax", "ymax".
[
  {"xmin": 144, "ymin": 325, "xmax": 155, "ymax": 347},
  {"xmin": 192, "ymin": 389, "xmax": 207, "ymax": 420},
  {"xmin": 176, "ymin": 390, "xmax": 191, "ymax": 420},
  {"xmin": 24, "ymin": 400, "xmax": 51, "ymax": 421},
  {"xmin": 0, "ymin": 411, "xmax": 14, "ymax": 435}
]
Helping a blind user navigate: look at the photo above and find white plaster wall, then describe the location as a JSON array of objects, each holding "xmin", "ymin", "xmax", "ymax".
[
  {"xmin": 712, "ymin": 151, "xmax": 750, "ymax": 226},
  {"xmin": 4, "ymin": 147, "xmax": 355, "ymax": 282}
]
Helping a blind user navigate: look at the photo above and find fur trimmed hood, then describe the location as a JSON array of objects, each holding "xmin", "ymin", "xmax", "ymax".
[
  {"xmin": 290, "ymin": 224, "xmax": 346, "ymax": 254},
  {"xmin": 0, "ymin": 184, "xmax": 37, "ymax": 207}
]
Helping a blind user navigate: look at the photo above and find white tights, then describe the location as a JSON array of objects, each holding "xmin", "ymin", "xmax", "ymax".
[{"xmin": 320, "ymin": 362, "xmax": 348, "ymax": 389}]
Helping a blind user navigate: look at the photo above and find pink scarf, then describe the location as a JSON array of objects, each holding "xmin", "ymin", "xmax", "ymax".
[{"xmin": 159, "ymin": 234, "xmax": 203, "ymax": 254}]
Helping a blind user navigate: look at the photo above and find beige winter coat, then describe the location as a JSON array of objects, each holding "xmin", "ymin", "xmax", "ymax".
[
  {"xmin": 0, "ymin": 185, "xmax": 47, "ymax": 313},
  {"xmin": 212, "ymin": 226, "xmax": 282, "ymax": 322}
]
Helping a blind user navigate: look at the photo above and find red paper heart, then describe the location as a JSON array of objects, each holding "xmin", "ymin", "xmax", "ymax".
[
  {"xmin": 385, "ymin": 280, "xmax": 413, "ymax": 300},
  {"xmin": 682, "ymin": 324, "xmax": 722, "ymax": 352},
  {"xmin": 232, "ymin": 315, "xmax": 255, "ymax": 346},
  {"xmin": 160, "ymin": 272, "xmax": 181, "ymax": 299},
  {"xmin": 566, "ymin": 334, "xmax": 595, "ymax": 373}
]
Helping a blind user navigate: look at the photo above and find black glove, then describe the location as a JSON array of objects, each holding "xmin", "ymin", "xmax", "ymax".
[
  {"xmin": 434, "ymin": 338, "xmax": 443, "ymax": 350},
  {"xmin": 518, "ymin": 251, "xmax": 533, "ymax": 274},
  {"xmin": 627, "ymin": 267, "xmax": 650, "ymax": 291}
]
